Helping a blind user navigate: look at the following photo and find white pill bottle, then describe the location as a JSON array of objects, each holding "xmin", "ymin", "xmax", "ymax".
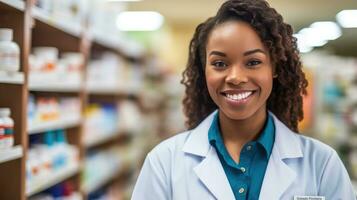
[{"xmin": 0, "ymin": 28, "xmax": 20, "ymax": 73}]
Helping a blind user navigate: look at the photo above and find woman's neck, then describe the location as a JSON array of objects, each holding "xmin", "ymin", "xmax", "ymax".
[{"xmin": 219, "ymin": 109, "xmax": 267, "ymax": 149}]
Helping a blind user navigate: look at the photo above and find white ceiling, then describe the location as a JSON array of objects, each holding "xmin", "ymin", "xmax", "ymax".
[{"xmin": 126, "ymin": 0, "xmax": 357, "ymax": 56}]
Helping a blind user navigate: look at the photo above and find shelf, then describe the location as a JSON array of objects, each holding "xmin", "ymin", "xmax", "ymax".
[
  {"xmin": 84, "ymin": 130, "xmax": 121, "ymax": 148},
  {"xmin": 0, "ymin": 145, "xmax": 23, "ymax": 164},
  {"xmin": 32, "ymin": 7, "xmax": 82, "ymax": 38},
  {"xmin": 92, "ymin": 30, "xmax": 143, "ymax": 58},
  {"xmin": 0, "ymin": 0, "xmax": 25, "ymax": 11},
  {"xmin": 87, "ymin": 84, "xmax": 140, "ymax": 96},
  {"xmin": 29, "ymin": 81, "xmax": 82, "ymax": 92},
  {"xmin": 26, "ymin": 162, "xmax": 80, "ymax": 196},
  {"xmin": 0, "ymin": 72, "xmax": 24, "ymax": 85},
  {"xmin": 82, "ymin": 166, "xmax": 121, "ymax": 195},
  {"xmin": 28, "ymin": 115, "xmax": 81, "ymax": 134}
]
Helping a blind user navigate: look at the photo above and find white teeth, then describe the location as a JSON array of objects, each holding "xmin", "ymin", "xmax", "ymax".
[{"xmin": 226, "ymin": 91, "xmax": 253, "ymax": 101}]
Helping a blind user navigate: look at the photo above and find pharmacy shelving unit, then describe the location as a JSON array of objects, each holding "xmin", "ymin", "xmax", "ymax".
[
  {"xmin": 81, "ymin": 38, "xmax": 144, "ymax": 199},
  {"xmin": 0, "ymin": 0, "xmax": 147, "ymax": 199},
  {"xmin": 0, "ymin": 0, "xmax": 30, "ymax": 200},
  {"xmin": 26, "ymin": 2, "xmax": 86, "ymax": 197}
]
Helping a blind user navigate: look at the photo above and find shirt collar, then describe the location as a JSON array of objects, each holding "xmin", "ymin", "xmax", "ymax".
[
  {"xmin": 208, "ymin": 111, "xmax": 275, "ymax": 158},
  {"xmin": 256, "ymin": 113, "xmax": 275, "ymax": 158}
]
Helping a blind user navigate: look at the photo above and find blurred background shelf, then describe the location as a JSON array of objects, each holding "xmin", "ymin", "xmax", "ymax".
[
  {"xmin": 81, "ymin": 165, "xmax": 121, "ymax": 195},
  {"xmin": 28, "ymin": 115, "xmax": 81, "ymax": 134},
  {"xmin": 91, "ymin": 30, "xmax": 143, "ymax": 58},
  {"xmin": 32, "ymin": 7, "xmax": 82, "ymax": 38},
  {"xmin": 0, "ymin": 72, "xmax": 24, "ymax": 85},
  {"xmin": 0, "ymin": 145, "xmax": 23, "ymax": 164},
  {"xmin": 28, "ymin": 81, "xmax": 82, "ymax": 92},
  {"xmin": 26, "ymin": 162, "xmax": 80, "ymax": 197},
  {"xmin": 84, "ymin": 130, "xmax": 122, "ymax": 149},
  {"xmin": 87, "ymin": 85, "xmax": 140, "ymax": 96},
  {"xmin": 0, "ymin": 0, "xmax": 25, "ymax": 11}
]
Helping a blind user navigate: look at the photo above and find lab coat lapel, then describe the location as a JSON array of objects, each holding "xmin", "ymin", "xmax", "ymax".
[
  {"xmin": 259, "ymin": 113, "xmax": 303, "ymax": 200},
  {"xmin": 183, "ymin": 110, "xmax": 234, "ymax": 199},
  {"xmin": 194, "ymin": 147, "xmax": 235, "ymax": 200}
]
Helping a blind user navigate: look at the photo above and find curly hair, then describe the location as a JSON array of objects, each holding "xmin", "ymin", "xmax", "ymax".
[{"xmin": 181, "ymin": 0, "xmax": 308, "ymax": 132}]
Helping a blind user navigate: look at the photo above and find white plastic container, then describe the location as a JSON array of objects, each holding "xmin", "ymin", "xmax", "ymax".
[
  {"xmin": 0, "ymin": 108, "xmax": 14, "ymax": 149},
  {"xmin": 33, "ymin": 46, "xmax": 59, "ymax": 72},
  {"xmin": 0, "ymin": 28, "xmax": 20, "ymax": 73}
]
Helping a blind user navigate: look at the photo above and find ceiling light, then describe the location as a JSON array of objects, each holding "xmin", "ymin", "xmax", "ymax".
[
  {"xmin": 116, "ymin": 11, "xmax": 164, "ymax": 31},
  {"xmin": 298, "ymin": 28, "xmax": 328, "ymax": 47},
  {"xmin": 310, "ymin": 21, "xmax": 341, "ymax": 40},
  {"xmin": 294, "ymin": 34, "xmax": 314, "ymax": 53},
  {"xmin": 299, "ymin": 46, "xmax": 313, "ymax": 53},
  {"xmin": 336, "ymin": 10, "xmax": 357, "ymax": 28}
]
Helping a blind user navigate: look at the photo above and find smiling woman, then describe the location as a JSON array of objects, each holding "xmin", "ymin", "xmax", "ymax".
[{"xmin": 131, "ymin": 0, "xmax": 356, "ymax": 199}]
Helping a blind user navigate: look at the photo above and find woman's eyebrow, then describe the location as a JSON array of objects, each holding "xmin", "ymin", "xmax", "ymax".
[
  {"xmin": 209, "ymin": 51, "xmax": 226, "ymax": 57},
  {"xmin": 243, "ymin": 49, "xmax": 266, "ymax": 56}
]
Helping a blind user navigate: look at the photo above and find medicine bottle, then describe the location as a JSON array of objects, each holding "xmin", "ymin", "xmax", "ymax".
[
  {"xmin": 0, "ymin": 28, "xmax": 20, "ymax": 73},
  {"xmin": 0, "ymin": 108, "xmax": 14, "ymax": 149}
]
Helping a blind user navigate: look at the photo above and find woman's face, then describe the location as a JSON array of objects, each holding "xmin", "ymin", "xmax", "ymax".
[{"xmin": 205, "ymin": 20, "xmax": 274, "ymax": 121}]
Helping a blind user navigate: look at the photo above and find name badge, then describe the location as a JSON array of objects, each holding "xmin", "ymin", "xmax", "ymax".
[{"xmin": 293, "ymin": 196, "xmax": 325, "ymax": 200}]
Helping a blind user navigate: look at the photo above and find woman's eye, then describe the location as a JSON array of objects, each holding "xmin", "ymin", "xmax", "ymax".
[
  {"xmin": 212, "ymin": 61, "xmax": 227, "ymax": 68},
  {"xmin": 247, "ymin": 60, "xmax": 261, "ymax": 67}
]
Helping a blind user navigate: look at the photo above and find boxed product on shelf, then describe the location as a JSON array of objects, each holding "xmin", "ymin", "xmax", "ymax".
[
  {"xmin": 27, "ymin": 130, "xmax": 79, "ymax": 186},
  {"xmin": 83, "ymin": 100, "xmax": 144, "ymax": 146},
  {"xmin": 84, "ymin": 103, "xmax": 119, "ymax": 145},
  {"xmin": 29, "ymin": 47, "xmax": 83, "ymax": 85},
  {"xmin": 28, "ymin": 94, "xmax": 81, "ymax": 127},
  {"xmin": 117, "ymin": 100, "xmax": 143, "ymax": 134},
  {"xmin": 82, "ymin": 147, "xmax": 122, "ymax": 193},
  {"xmin": 29, "ymin": 180, "xmax": 82, "ymax": 200},
  {"xmin": 86, "ymin": 52, "xmax": 143, "ymax": 92}
]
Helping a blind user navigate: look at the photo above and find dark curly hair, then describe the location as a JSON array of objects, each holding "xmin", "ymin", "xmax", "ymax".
[{"xmin": 181, "ymin": 0, "xmax": 308, "ymax": 132}]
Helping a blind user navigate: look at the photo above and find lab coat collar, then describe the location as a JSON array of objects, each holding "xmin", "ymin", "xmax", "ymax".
[
  {"xmin": 182, "ymin": 110, "xmax": 217, "ymax": 157},
  {"xmin": 182, "ymin": 110, "xmax": 304, "ymax": 200},
  {"xmin": 183, "ymin": 110, "xmax": 236, "ymax": 199}
]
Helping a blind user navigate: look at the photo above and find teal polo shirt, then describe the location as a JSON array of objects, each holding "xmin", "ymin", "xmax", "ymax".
[{"xmin": 208, "ymin": 112, "xmax": 275, "ymax": 200}]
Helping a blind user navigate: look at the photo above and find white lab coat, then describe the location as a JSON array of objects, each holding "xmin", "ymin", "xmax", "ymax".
[{"xmin": 132, "ymin": 111, "xmax": 356, "ymax": 200}]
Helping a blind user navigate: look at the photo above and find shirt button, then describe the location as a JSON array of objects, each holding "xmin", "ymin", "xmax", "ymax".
[
  {"xmin": 238, "ymin": 187, "xmax": 245, "ymax": 194},
  {"xmin": 246, "ymin": 145, "xmax": 252, "ymax": 151},
  {"xmin": 240, "ymin": 167, "xmax": 246, "ymax": 173}
]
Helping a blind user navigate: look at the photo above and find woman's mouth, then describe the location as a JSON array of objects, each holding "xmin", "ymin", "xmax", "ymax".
[
  {"xmin": 221, "ymin": 90, "xmax": 256, "ymax": 106},
  {"xmin": 225, "ymin": 91, "xmax": 253, "ymax": 101}
]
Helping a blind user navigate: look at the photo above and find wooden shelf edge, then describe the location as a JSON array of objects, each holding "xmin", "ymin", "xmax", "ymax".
[
  {"xmin": 32, "ymin": 7, "xmax": 82, "ymax": 38},
  {"xmin": 0, "ymin": 145, "xmax": 23, "ymax": 164},
  {"xmin": 26, "ymin": 162, "xmax": 80, "ymax": 196},
  {"xmin": 0, "ymin": 0, "xmax": 25, "ymax": 11},
  {"xmin": 28, "ymin": 116, "xmax": 81, "ymax": 134},
  {"xmin": 0, "ymin": 72, "xmax": 24, "ymax": 85}
]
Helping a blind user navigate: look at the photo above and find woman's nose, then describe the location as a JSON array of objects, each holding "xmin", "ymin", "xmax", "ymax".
[{"xmin": 225, "ymin": 65, "xmax": 248, "ymax": 85}]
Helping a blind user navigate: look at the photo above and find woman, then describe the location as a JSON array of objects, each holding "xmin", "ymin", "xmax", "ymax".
[{"xmin": 132, "ymin": 0, "xmax": 356, "ymax": 199}]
